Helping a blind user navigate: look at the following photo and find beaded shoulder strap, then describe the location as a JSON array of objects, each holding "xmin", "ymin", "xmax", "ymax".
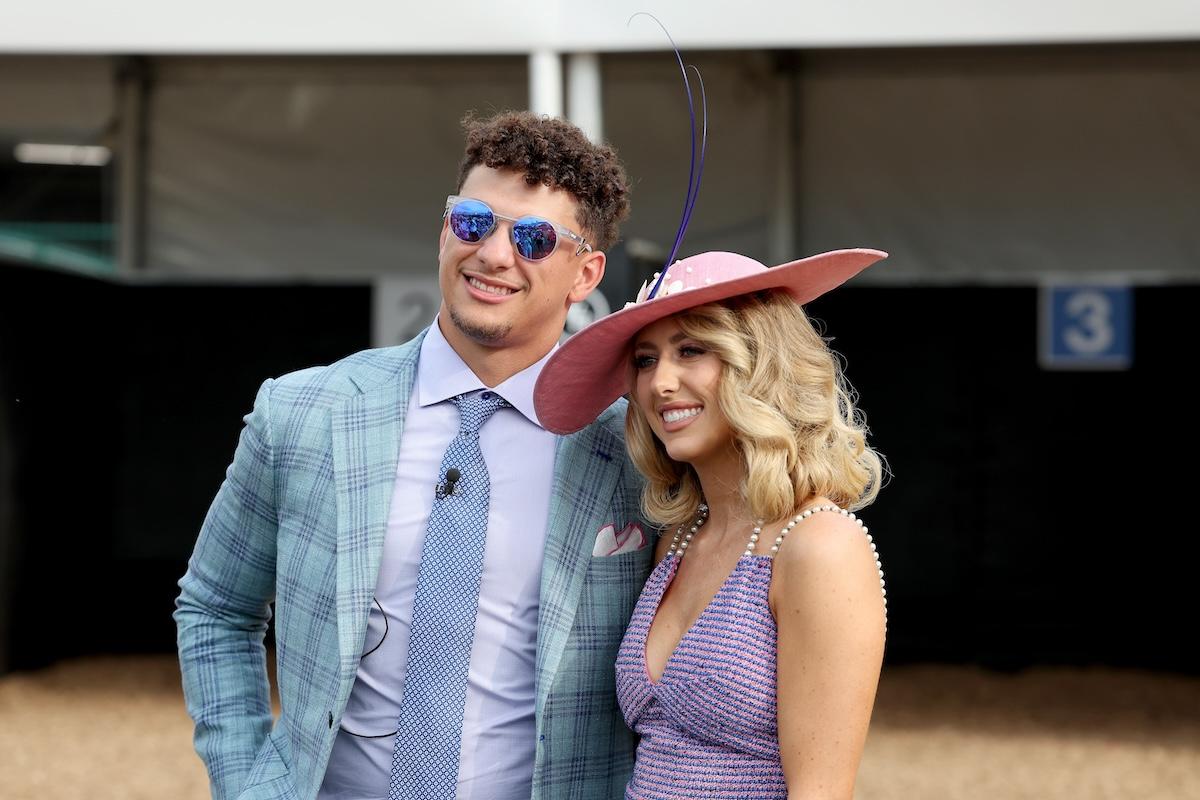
[
  {"xmin": 744, "ymin": 504, "xmax": 846, "ymax": 556},
  {"xmin": 746, "ymin": 504, "xmax": 888, "ymax": 631}
]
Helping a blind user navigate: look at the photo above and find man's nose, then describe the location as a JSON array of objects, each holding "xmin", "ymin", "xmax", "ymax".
[{"xmin": 476, "ymin": 223, "xmax": 516, "ymax": 267}]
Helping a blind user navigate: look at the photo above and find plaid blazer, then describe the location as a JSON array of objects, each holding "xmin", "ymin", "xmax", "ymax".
[{"xmin": 176, "ymin": 330, "xmax": 653, "ymax": 800}]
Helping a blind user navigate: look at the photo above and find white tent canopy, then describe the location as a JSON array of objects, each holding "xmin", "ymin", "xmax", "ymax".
[
  {"xmin": 132, "ymin": 47, "xmax": 1200, "ymax": 284},
  {"xmin": 3, "ymin": 0, "xmax": 1199, "ymax": 53}
]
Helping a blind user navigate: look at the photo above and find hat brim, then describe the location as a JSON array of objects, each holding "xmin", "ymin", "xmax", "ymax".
[{"xmin": 534, "ymin": 248, "xmax": 887, "ymax": 435}]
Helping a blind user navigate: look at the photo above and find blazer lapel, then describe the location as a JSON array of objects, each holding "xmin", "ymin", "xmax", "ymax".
[
  {"xmin": 534, "ymin": 420, "xmax": 624, "ymax": 715},
  {"xmin": 331, "ymin": 343, "xmax": 420, "ymax": 678}
]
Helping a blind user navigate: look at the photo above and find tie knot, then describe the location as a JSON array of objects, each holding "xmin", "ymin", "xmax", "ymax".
[{"xmin": 451, "ymin": 391, "xmax": 509, "ymax": 436}]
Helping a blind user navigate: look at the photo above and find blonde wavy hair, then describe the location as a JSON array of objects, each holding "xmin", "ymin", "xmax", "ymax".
[{"xmin": 625, "ymin": 290, "xmax": 885, "ymax": 529}]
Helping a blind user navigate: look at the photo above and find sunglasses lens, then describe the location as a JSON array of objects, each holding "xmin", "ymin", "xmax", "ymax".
[
  {"xmin": 512, "ymin": 217, "xmax": 558, "ymax": 261},
  {"xmin": 449, "ymin": 199, "xmax": 494, "ymax": 243}
]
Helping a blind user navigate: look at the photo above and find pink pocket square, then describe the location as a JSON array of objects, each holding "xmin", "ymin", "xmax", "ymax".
[{"xmin": 593, "ymin": 522, "xmax": 647, "ymax": 556}]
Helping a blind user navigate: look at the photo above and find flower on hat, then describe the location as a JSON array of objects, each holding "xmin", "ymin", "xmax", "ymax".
[{"xmin": 624, "ymin": 270, "xmax": 687, "ymax": 309}]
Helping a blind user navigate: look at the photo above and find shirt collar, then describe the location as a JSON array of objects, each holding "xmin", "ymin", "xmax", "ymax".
[{"xmin": 417, "ymin": 316, "xmax": 555, "ymax": 429}]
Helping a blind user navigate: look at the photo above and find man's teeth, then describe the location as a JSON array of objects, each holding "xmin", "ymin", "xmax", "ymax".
[
  {"xmin": 468, "ymin": 277, "xmax": 514, "ymax": 296},
  {"xmin": 662, "ymin": 407, "xmax": 702, "ymax": 423}
]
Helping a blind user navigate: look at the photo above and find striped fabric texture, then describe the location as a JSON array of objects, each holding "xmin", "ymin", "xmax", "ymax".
[
  {"xmin": 176, "ymin": 330, "xmax": 653, "ymax": 800},
  {"xmin": 616, "ymin": 555, "xmax": 787, "ymax": 800}
]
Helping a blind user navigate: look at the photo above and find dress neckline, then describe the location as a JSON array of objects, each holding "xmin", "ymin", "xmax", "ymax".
[
  {"xmin": 643, "ymin": 553, "xmax": 772, "ymax": 686},
  {"xmin": 645, "ymin": 504, "xmax": 854, "ymax": 684}
]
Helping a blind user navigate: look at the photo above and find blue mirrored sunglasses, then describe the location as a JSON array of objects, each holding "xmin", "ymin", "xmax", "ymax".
[{"xmin": 444, "ymin": 195, "xmax": 592, "ymax": 262}]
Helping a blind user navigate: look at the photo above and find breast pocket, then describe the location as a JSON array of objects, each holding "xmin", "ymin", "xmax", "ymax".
[
  {"xmin": 582, "ymin": 547, "xmax": 653, "ymax": 640},
  {"xmin": 587, "ymin": 547, "xmax": 651, "ymax": 584}
]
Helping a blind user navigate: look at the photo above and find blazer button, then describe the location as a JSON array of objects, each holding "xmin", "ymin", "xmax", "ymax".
[{"xmin": 328, "ymin": 711, "xmax": 334, "ymax": 729}]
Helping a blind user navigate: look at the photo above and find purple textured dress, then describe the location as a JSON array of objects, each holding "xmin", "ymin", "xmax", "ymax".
[
  {"xmin": 615, "ymin": 505, "xmax": 884, "ymax": 800},
  {"xmin": 616, "ymin": 551, "xmax": 784, "ymax": 799}
]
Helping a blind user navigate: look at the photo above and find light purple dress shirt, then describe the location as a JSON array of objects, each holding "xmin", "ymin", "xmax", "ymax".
[{"xmin": 318, "ymin": 320, "xmax": 557, "ymax": 800}]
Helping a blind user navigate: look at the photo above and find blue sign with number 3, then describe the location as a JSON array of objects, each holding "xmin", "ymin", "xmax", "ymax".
[{"xmin": 1039, "ymin": 284, "xmax": 1133, "ymax": 370}]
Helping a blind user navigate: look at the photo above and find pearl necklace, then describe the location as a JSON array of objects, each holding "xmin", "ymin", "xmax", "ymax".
[
  {"xmin": 666, "ymin": 502, "xmax": 888, "ymax": 629},
  {"xmin": 666, "ymin": 503, "xmax": 709, "ymax": 557}
]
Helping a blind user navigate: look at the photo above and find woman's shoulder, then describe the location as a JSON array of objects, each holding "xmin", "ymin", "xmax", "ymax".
[
  {"xmin": 768, "ymin": 500, "xmax": 881, "ymax": 601},
  {"xmin": 779, "ymin": 501, "xmax": 872, "ymax": 552}
]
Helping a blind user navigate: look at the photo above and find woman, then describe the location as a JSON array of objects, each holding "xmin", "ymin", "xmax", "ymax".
[{"xmin": 534, "ymin": 248, "xmax": 889, "ymax": 800}]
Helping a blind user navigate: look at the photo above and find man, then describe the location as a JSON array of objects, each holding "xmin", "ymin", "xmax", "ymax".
[{"xmin": 175, "ymin": 111, "xmax": 652, "ymax": 800}]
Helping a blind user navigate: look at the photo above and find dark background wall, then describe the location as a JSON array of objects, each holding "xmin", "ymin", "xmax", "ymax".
[
  {"xmin": 0, "ymin": 266, "xmax": 368, "ymax": 671},
  {"xmin": 1, "ymin": 264, "xmax": 1196, "ymax": 674}
]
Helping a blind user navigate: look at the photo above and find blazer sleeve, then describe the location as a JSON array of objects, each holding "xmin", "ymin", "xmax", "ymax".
[{"xmin": 174, "ymin": 378, "xmax": 280, "ymax": 800}]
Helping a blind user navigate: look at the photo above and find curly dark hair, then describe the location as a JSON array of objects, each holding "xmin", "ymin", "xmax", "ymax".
[{"xmin": 456, "ymin": 110, "xmax": 631, "ymax": 252}]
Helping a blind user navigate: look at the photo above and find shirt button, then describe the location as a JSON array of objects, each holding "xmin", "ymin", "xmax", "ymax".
[
  {"xmin": 481, "ymin": 391, "xmax": 494, "ymax": 400},
  {"xmin": 328, "ymin": 711, "xmax": 334, "ymax": 729}
]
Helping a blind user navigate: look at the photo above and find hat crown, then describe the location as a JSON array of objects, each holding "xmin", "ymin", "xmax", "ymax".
[{"xmin": 632, "ymin": 251, "xmax": 768, "ymax": 305}]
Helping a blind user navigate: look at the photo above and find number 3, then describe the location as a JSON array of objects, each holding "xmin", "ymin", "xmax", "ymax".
[{"xmin": 1063, "ymin": 291, "xmax": 1115, "ymax": 355}]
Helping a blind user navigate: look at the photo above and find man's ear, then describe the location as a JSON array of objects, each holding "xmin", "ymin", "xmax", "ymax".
[{"xmin": 568, "ymin": 250, "xmax": 607, "ymax": 304}]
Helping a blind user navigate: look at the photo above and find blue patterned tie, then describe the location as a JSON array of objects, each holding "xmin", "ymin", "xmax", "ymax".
[{"xmin": 388, "ymin": 391, "xmax": 509, "ymax": 800}]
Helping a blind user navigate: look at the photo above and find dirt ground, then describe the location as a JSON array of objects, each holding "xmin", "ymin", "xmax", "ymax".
[{"xmin": 1, "ymin": 656, "xmax": 1197, "ymax": 800}]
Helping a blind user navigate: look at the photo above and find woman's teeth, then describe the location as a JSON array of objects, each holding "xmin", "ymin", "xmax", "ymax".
[{"xmin": 662, "ymin": 407, "xmax": 702, "ymax": 423}]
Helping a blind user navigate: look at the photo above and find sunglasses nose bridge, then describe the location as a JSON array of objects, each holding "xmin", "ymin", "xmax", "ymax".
[
  {"xmin": 475, "ymin": 217, "xmax": 522, "ymax": 264},
  {"xmin": 473, "ymin": 207, "xmax": 519, "ymax": 246}
]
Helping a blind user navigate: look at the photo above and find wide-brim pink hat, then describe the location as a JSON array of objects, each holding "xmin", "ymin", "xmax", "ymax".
[{"xmin": 533, "ymin": 248, "xmax": 887, "ymax": 435}]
